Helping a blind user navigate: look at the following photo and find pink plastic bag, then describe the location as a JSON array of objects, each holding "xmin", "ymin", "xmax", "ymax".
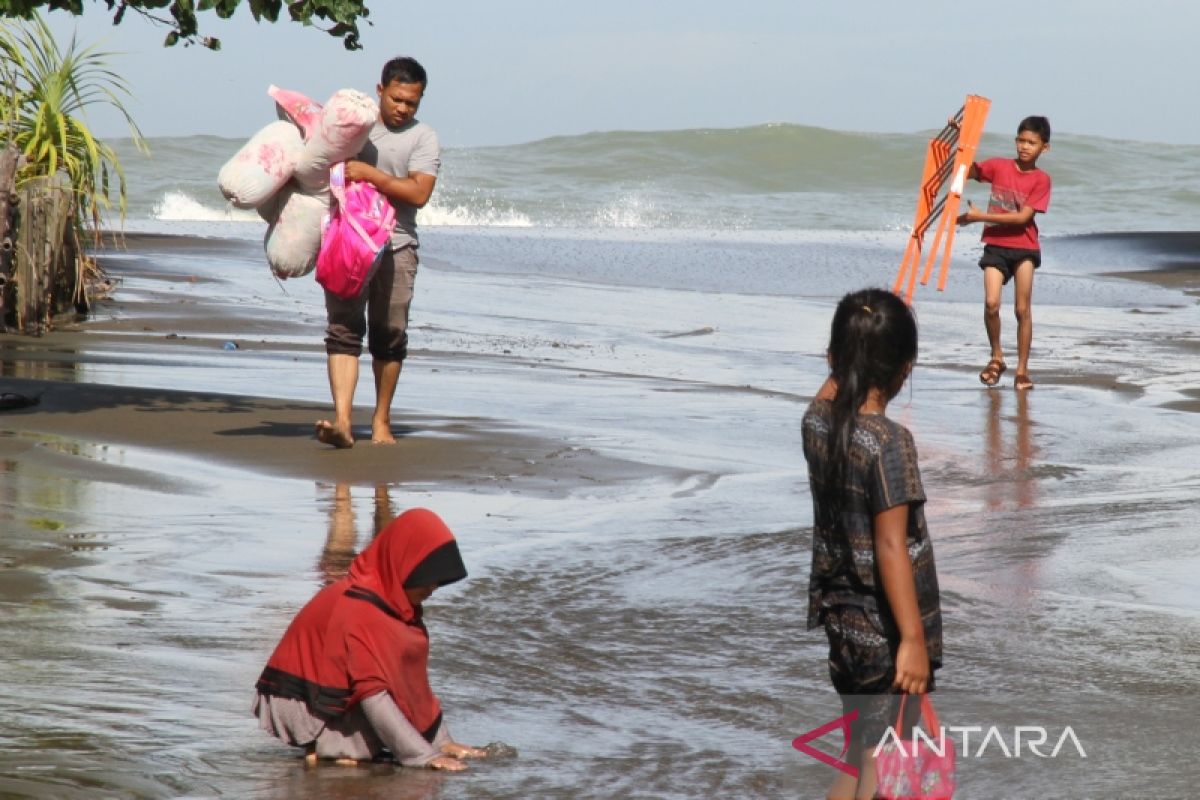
[
  {"xmin": 316, "ymin": 163, "xmax": 396, "ymax": 299},
  {"xmin": 874, "ymin": 694, "xmax": 957, "ymax": 800}
]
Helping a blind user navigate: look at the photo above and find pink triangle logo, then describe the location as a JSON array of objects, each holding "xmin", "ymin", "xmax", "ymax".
[{"xmin": 792, "ymin": 710, "xmax": 859, "ymax": 777}]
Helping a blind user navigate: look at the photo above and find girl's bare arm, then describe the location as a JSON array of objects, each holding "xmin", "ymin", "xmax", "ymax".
[{"xmin": 873, "ymin": 503, "xmax": 930, "ymax": 694}]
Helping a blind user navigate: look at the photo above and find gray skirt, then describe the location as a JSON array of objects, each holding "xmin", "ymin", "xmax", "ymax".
[
  {"xmin": 254, "ymin": 692, "xmax": 382, "ymax": 760},
  {"xmin": 253, "ymin": 692, "xmax": 449, "ymax": 765}
]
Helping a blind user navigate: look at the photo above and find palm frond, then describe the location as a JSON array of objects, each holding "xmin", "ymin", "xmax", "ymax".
[{"xmin": 0, "ymin": 12, "xmax": 148, "ymax": 231}]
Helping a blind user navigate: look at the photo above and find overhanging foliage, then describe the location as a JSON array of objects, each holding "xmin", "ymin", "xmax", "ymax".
[{"xmin": 0, "ymin": 1, "xmax": 372, "ymax": 50}]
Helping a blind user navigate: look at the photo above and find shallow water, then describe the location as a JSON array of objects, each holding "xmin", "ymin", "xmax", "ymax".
[{"xmin": 1, "ymin": 230, "xmax": 1198, "ymax": 798}]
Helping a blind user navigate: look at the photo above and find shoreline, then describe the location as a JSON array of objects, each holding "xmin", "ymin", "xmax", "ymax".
[{"xmin": 6, "ymin": 226, "xmax": 1199, "ymax": 490}]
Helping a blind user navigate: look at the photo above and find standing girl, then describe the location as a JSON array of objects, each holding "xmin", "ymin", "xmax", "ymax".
[{"xmin": 801, "ymin": 288, "xmax": 943, "ymax": 800}]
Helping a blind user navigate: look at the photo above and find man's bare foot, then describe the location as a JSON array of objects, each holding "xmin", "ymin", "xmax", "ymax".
[
  {"xmin": 315, "ymin": 419, "xmax": 354, "ymax": 448},
  {"xmin": 371, "ymin": 421, "xmax": 396, "ymax": 445}
]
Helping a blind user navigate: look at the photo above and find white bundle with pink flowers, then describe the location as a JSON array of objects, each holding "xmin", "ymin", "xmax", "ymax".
[{"xmin": 218, "ymin": 86, "xmax": 378, "ymax": 279}]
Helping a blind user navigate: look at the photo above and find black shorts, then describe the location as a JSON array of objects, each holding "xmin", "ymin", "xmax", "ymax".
[{"xmin": 979, "ymin": 245, "xmax": 1040, "ymax": 285}]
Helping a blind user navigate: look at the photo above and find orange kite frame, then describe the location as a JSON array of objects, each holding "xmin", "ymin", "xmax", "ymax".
[{"xmin": 893, "ymin": 94, "xmax": 991, "ymax": 303}]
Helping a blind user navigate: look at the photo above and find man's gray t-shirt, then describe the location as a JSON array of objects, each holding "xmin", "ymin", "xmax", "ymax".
[{"xmin": 358, "ymin": 118, "xmax": 440, "ymax": 250}]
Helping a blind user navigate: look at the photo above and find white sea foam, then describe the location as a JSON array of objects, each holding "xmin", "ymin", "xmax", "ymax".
[
  {"xmin": 591, "ymin": 193, "xmax": 658, "ymax": 228},
  {"xmin": 152, "ymin": 191, "xmax": 260, "ymax": 223},
  {"xmin": 148, "ymin": 190, "xmax": 535, "ymax": 230},
  {"xmin": 418, "ymin": 201, "xmax": 533, "ymax": 227}
]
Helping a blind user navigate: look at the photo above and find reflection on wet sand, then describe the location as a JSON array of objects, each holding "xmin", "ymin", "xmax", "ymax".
[
  {"xmin": 1, "ymin": 345, "xmax": 78, "ymax": 383},
  {"xmin": 274, "ymin": 761, "xmax": 448, "ymax": 800},
  {"xmin": 984, "ymin": 389, "xmax": 1037, "ymax": 511},
  {"xmin": 318, "ymin": 482, "xmax": 398, "ymax": 584}
]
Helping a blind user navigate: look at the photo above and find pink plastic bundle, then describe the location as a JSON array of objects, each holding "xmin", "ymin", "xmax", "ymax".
[
  {"xmin": 268, "ymin": 84, "xmax": 323, "ymax": 140},
  {"xmin": 217, "ymin": 85, "xmax": 381, "ymax": 281},
  {"xmin": 293, "ymin": 89, "xmax": 378, "ymax": 192},
  {"xmin": 316, "ymin": 163, "xmax": 396, "ymax": 299}
]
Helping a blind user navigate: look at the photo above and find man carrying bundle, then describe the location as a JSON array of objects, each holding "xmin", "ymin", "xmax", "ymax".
[{"xmin": 316, "ymin": 56, "xmax": 440, "ymax": 448}]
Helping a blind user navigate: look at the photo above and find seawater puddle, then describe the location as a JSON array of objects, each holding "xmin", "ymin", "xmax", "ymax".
[
  {"xmin": 2, "ymin": 419, "xmax": 796, "ymax": 798},
  {"xmin": 72, "ymin": 346, "xmax": 330, "ymax": 403},
  {"xmin": 0, "ymin": 437, "xmax": 526, "ymax": 799}
]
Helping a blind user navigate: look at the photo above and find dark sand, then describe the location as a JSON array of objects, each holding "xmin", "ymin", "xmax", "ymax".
[
  {"xmin": 0, "ymin": 375, "xmax": 650, "ymax": 490},
  {"xmin": 1, "ymin": 232, "xmax": 673, "ymax": 492}
]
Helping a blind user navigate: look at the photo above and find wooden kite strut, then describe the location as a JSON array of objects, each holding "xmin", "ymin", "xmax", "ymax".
[{"xmin": 893, "ymin": 94, "xmax": 991, "ymax": 304}]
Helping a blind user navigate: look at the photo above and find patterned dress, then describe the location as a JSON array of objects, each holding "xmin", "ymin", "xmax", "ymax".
[{"xmin": 802, "ymin": 399, "xmax": 943, "ymax": 744}]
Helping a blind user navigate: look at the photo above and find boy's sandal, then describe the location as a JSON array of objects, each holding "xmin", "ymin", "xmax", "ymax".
[
  {"xmin": 1014, "ymin": 373, "xmax": 1034, "ymax": 391},
  {"xmin": 979, "ymin": 359, "xmax": 1007, "ymax": 387}
]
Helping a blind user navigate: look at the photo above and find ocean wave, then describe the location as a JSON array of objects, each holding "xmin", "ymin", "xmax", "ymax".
[
  {"xmin": 152, "ymin": 191, "xmax": 260, "ymax": 223},
  {"xmin": 110, "ymin": 125, "xmax": 1200, "ymax": 233},
  {"xmin": 418, "ymin": 201, "xmax": 532, "ymax": 227},
  {"xmin": 144, "ymin": 190, "xmax": 535, "ymax": 229}
]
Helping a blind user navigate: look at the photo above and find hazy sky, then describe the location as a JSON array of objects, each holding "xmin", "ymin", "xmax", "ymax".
[{"xmin": 42, "ymin": 0, "xmax": 1200, "ymax": 146}]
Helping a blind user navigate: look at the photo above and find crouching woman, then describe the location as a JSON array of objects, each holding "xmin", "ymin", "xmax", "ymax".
[{"xmin": 254, "ymin": 507, "xmax": 486, "ymax": 770}]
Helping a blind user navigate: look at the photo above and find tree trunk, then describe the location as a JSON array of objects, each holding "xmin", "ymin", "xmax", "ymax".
[
  {"xmin": 13, "ymin": 171, "xmax": 75, "ymax": 335},
  {"xmin": 0, "ymin": 143, "xmax": 19, "ymax": 331}
]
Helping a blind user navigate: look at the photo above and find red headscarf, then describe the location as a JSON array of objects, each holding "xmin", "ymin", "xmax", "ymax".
[{"xmin": 256, "ymin": 508, "xmax": 467, "ymax": 740}]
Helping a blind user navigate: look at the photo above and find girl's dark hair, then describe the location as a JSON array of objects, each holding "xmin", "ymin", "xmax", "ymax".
[{"xmin": 819, "ymin": 288, "xmax": 918, "ymax": 516}]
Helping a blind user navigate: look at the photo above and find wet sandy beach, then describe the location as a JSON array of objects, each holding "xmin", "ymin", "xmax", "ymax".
[{"xmin": 1, "ymin": 230, "xmax": 1198, "ymax": 798}]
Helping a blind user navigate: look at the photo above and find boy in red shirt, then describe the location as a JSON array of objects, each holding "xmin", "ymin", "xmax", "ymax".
[{"xmin": 958, "ymin": 116, "xmax": 1052, "ymax": 391}]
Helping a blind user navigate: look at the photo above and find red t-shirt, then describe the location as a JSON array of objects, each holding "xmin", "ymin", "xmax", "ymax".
[{"xmin": 973, "ymin": 157, "xmax": 1052, "ymax": 250}]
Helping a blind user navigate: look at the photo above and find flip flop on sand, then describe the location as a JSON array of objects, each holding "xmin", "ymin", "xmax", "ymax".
[
  {"xmin": 979, "ymin": 359, "xmax": 1007, "ymax": 387},
  {"xmin": 1014, "ymin": 373, "xmax": 1034, "ymax": 391}
]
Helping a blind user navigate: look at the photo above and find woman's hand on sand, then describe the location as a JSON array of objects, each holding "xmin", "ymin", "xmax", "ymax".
[
  {"xmin": 427, "ymin": 755, "xmax": 468, "ymax": 771},
  {"xmin": 441, "ymin": 741, "xmax": 488, "ymax": 759},
  {"xmin": 892, "ymin": 638, "xmax": 930, "ymax": 694}
]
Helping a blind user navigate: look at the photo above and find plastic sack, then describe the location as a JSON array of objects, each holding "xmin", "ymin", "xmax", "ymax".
[
  {"xmin": 874, "ymin": 694, "xmax": 956, "ymax": 800},
  {"xmin": 293, "ymin": 89, "xmax": 378, "ymax": 193},
  {"xmin": 268, "ymin": 84, "xmax": 323, "ymax": 140},
  {"xmin": 217, "ymin": 120, "xmax": 304, "ymax": 209},
  {"xmin": 315, "ymin": 163, "xmax": 396, "ymax": 299},
  {"xmin": 255, "ymin": 188, "xmax": 286, "ymax": 224},
  {"xmin": 265, "ymin": 182, "xmax": 329, "ymax": 279}
]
